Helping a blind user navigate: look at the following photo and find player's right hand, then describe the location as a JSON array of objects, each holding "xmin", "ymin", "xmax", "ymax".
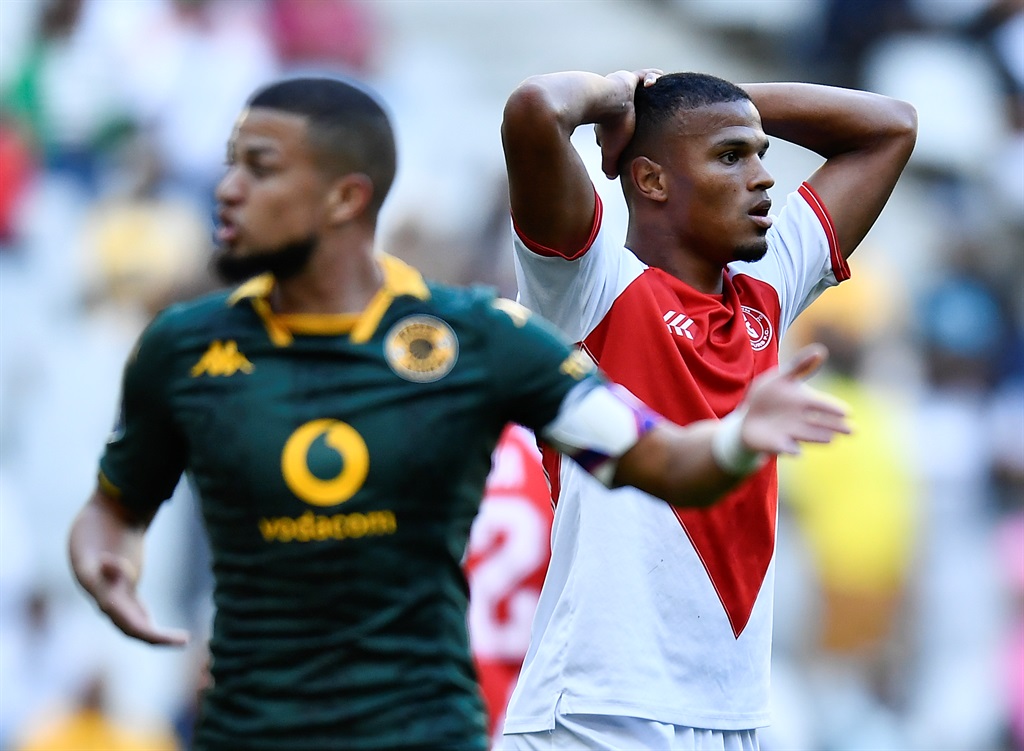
[
  {"xmin": 596, "ymin": 69, "xmax": 661, "ymax": 179},
  {"xmin": 83, "ymin": 552, "xmax": 190, "ymax": 647}
]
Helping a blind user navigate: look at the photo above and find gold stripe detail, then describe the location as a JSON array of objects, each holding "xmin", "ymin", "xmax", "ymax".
[
  {"xmin": 275, "ymin": 312, "xmax": 359, "ymax": 335},
  {"xmin": 228, "ymin": 274, "xmax": 274, "ymax": 306},
  {"xmin": 226, "ymin": 255, "xmax": 431, "ymax": 346},
  {"xmin": 251, "ymin": 297, "xmax": 293, "ymax": 346},
  {"xmin": 350, "ymin": 255, "xmax": 431, "ymax": 344},
  {"xmin": 98, "ymin": 471, "xmax": 122, "ymax": 500}
]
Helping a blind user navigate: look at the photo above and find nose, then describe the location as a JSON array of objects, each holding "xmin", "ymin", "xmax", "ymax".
[
  {"xmin": 751, "ymin": 155, "xmax": 774, "ymax": 191},
  {"xmin": 215, "ymin": 166, "xmax": 244, "ymax": 205}
]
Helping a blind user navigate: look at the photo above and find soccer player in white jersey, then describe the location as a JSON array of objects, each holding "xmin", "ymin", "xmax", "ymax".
[{"xmin": 499, "ymin": 70, "xmax": 917, "ymax": 750}]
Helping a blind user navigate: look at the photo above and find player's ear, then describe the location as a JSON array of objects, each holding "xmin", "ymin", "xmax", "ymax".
[
  {"xmin": 630, "ymin": 157, "xmax": 667, "ymax": 202},
  {"xmin": 326, "ymin": 173, "xmax": 374, "ymax": 223}
]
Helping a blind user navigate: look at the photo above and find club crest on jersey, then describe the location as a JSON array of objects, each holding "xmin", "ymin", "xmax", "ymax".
[
  {"xmin": 741, "ymin": 306, "xmax": 773, "ymax": 351},
  {"xmin": 384, "ymin": 315, "xmax": 458, "ymax": 383}
]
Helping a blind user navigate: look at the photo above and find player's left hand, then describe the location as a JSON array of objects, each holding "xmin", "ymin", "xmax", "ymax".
[{"xmin": 740, "ymin": 343, "xmax": 852, "ymax": 456}]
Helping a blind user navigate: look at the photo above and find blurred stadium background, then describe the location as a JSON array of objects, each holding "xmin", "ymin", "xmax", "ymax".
[{"xmin": 0, "ymin": 1, "xmax": 1020, "ymax": 749}]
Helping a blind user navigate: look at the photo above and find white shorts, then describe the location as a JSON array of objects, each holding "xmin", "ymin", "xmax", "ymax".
[{"xmin": 501, "ymin": 712, "xmax": 760, "ymax": 751}]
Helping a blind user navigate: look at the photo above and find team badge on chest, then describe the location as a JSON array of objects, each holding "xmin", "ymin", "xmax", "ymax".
[
  {"xmin": 384, "ymin": 315, "xmax": 459, "ymax": 382},
  {"xmin": 741, "ymin": 306, "xmax": 773, "ymax": 351}
]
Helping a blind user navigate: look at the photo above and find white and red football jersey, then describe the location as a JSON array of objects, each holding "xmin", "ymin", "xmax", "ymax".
[
  {"xmin": 466, "ymin": 424, "xmax": 554, "ymax": 744},
  {"xmin": 502, "ymin": 183, "xmax": 848, "ymax": 733}
]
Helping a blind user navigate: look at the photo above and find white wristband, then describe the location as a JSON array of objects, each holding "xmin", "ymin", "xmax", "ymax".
[{"xmin": 711, "ymin": 408, "xmax": 767, "ymax": 476}]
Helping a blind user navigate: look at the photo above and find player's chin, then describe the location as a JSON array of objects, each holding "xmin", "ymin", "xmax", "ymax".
[{"xmin": 733, "ymin": 238, "xmax": 769, "ymax": 263}]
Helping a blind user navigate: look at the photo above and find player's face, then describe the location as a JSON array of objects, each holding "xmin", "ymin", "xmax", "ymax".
[
  {"xmin": 661, "ymin": 99, "xmax": 775, "ymax": 266},
  {"xmin": 213, "ymin": 107, "xmax": 331, "ymax": 281}
]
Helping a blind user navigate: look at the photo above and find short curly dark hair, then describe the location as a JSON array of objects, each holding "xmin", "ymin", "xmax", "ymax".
[
  {"xmin": 619, "ymin": 72, "xmax": 750, "ymax": 173},
  {"xmin": 248, "ymin": 77, "xmax": 396, "ymax": 215}
]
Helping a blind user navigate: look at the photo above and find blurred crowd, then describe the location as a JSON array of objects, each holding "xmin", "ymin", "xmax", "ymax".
[{"xmin": 0, "ymin": 1, "xmax": 1020, "ymax": 750}]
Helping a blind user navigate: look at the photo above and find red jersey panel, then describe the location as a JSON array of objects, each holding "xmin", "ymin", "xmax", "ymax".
[{"xmin": 504, "ymin": 183, "xmax": 844, "ymax": 732}]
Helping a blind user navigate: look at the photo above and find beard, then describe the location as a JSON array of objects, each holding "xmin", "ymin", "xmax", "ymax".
[
  {"xmin": 733, "ymin": 238, "xmax": 769, "ymax": 264},
  {"xmin": 213, "ymin": 235, "xmax": 318, "ymax": 284}
]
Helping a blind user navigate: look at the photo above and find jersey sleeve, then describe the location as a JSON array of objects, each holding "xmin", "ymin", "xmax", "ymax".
[
  {"xmin": 483, "ymin": 297, "xmax": 663, "ymax": 487},
  {"xmin": 739, "ymin": 182, "xmax": 850, "ymax": 339},
  {"xmin": 98, "ymin": 311, "xmax": 188, "ymax": 517},
  {"xmin": 482, "ymin": 296, "xmax": 604, "ymax": 432},
  {"xmin": 511, "ymin": 191, "xmax": 646, "ymax": 343}
]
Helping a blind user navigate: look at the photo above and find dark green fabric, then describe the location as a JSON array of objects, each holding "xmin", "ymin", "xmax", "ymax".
[{"xmin": 101, "ymin": 281, "xmax": 594, "ymax": 750}]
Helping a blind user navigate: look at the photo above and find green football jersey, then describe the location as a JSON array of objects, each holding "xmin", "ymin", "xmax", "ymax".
[{"xmin": 99, "ymin": 255, "xmax": 599, "ymax": 751}]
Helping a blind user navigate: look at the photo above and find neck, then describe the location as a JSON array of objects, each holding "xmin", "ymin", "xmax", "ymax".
[
  {"xmin": 626, "ymin": 225, "xmax": 725, "ymax": 295},
  {"xmin": 272, "ymin": 229, "xmax": 384, "ymax": 315}
]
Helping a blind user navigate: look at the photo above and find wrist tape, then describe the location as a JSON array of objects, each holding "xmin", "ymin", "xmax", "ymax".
[{"xmin": 711, "ymin": 408, "xmax": 767, "ymax": 476}]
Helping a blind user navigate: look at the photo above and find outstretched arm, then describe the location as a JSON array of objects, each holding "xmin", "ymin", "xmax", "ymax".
[
  {"xmin": 500, "ymin": 69, "xmax": 659, "ymax": 255},
  {"xmin": 612, "ymin": 344, "xmax": 850, "ymax": 507},
  {"xmin": 68, "ymin": 488, "xmax": 189, "ymax": 646},
  {"xmin": 743, "ymin": 83, "xmax": 918, "ymax": 260}
]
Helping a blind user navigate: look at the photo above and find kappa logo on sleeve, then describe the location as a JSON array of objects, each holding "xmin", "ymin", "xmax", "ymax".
[
  {"xmin": 559, "ymin": 349, "xmax": 596, "ymax": 380},
  {"xmin": 492, "ymin": 298, "xmax": 531, "ymax": 327},
  {"xmin": 191, "ymin": 340, "xmax": 255, "ymax": 377}
]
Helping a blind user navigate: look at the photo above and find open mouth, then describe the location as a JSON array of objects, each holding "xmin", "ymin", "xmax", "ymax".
[
  {"xmin": 215, "ymin": 212, "xmax": 239, "ymax": 245},
  {"xmin": 748, "ymin": 200, "xmax": 772, "ymax": 230}
]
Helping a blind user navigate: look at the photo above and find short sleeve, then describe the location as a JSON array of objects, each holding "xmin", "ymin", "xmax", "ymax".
[
  {"xmin": 512, "ymin": 208, "xmax": 646, "ymax": 344},
  {"xmin": 99, "ymin": 311, "xmax": 188, "ymax": 517},
  {"xmin": 482, "ymin": 297, "xmax": 605, "ymax": 433},
  {"xmin": 736, "ymin": 183, "xmax": 848, "ymax": 339}
]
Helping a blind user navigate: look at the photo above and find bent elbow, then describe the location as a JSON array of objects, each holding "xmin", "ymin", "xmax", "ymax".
[
  {"xmin": 889, "ymin": 99, "xmax": 920, "ymax": 153},
  {"xmin": 502, "ymin": 78, "xmax": 574, "ymax": 145}
]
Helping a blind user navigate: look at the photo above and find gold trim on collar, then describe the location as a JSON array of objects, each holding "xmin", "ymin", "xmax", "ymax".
[
  {"xmin": 226, "ymin": 255, "xmax": 430, "ymax": 346},
  {"xmin": 227, "ymin": 274, "xmax": 274, "ymax": 306}
]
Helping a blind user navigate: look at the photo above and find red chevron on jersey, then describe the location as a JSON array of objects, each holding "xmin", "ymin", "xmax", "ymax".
[
  {"xmin": 583, "ymin": 266, "xmax": 782, "ymax": 635},
  {"xmin": 506, "ymin": 183, "xmax": 842, "ymax": 730}
]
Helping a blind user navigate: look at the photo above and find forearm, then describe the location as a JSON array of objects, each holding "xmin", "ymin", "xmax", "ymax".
[
  {"xmin": 69, "ymin": 489, "xmax": 148, "ymax": 590},
  {"xmin": 502, "ymin": 71, "xmax": 634, "ymax": 253},
  {"xmin": 68, "ymin": 488, "xmax": 188, "ymax": 645},
  {"xmin": 742, "ymin": 82, "xmax": 918, "ymax": 159},
  {"xmin": 613, "ymin": 420, "xmax": 745, "ymax": 508},
  {"xmin": 505, "ymin": 71, "xmax": 634, "ymax": 135}
]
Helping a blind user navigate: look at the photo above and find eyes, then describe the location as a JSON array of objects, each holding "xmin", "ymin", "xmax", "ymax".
[
  {"xmin": 719, "ymin": 146, "xmax": 769, "ymax": 166},
  {"xmin": 223, "ymin": 147, "xmax": 279, "ymax": 179}
]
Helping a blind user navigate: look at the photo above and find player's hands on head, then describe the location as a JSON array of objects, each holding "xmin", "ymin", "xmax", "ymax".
[
  {"xmin": 739, "ymin": 343, "xmax": 852, "ymax": 457},
  {"xmin": 596, "ymin": 68, "xmax": 661, "ymax": 179},
  {"xmin": 81, "ymin": 552, "xmax": 190, "ymax": 647}
]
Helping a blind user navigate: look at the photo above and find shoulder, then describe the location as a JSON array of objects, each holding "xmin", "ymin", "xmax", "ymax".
[
  {"xmin": 422, "ymin": 283, "xmax": 525, "ymax": 330},
  {"xmin": 423, "ymin": 282, "xmax": 497, "ymax": 315},
  {"xmin": 421, "ymin": 282, "xmax": 572, "ymax": 349},
  {"xmin": 147, "ymin": 288, "xmax": 235, "ymax": 334},
  {"xmin": 132, "ymin": 288, "xmax": 237, "ymax": 365}
]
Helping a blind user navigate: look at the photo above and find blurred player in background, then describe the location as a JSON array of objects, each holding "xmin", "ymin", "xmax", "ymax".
[
  {"xmin": 466, "ymin": 424, "xmax": 553, "ymax": 748},
  {"xmin": 67, "ymin": 75, "xmax": 852, "ymax": 751}
]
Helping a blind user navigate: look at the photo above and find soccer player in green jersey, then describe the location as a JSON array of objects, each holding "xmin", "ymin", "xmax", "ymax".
[{"xmin": 68, "ymin": 77, "xmax": 850, "ymax": 751}]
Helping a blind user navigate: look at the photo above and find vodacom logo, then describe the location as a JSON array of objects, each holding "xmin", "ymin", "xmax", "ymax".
[{"xmin": 281, "ymin": 419, "xmax": 369, "ymax": 507}]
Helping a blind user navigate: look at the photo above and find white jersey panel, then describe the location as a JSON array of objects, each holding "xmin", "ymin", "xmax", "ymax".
[
  {"xmin": 504, "ymin": 461, "xmax": 777, "ymax": 732},
  {"xmin": 512, "ymin": 227, "xmax": 645, "ymax": 343}
]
